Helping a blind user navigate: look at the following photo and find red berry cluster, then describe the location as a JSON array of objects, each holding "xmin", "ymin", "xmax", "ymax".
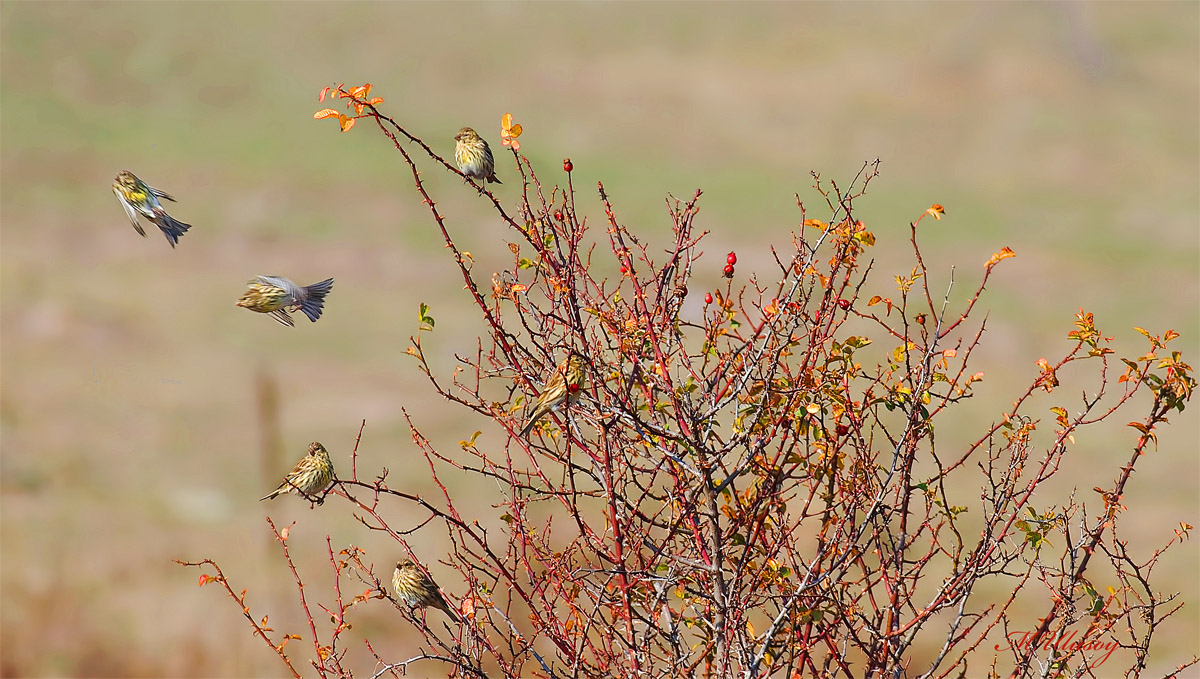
[{"xmin": 724, "ymin": 251, "xmax": 736, "ymax": 278}]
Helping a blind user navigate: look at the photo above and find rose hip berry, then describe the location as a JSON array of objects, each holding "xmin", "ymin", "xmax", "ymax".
[
  {"xmin": 563, "ymin": 158, "xmax": 573, "ymax": 173},
  {"xmin": 723, "ymin": 264, "xmax": 734, "ymax": 277},
  {"xmin": 837, "ymin": 298, "xmax": 850, "ymax": 310},
  {"xmin": 727, "ymin": 252, "xmax": 737, "ymax": 265},
  {"xmin": 704, "ymin": 293, "xmax": 713, "ymax": 305}
]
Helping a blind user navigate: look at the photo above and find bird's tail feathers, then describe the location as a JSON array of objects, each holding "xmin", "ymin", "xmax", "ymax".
[
  {"xmin": 153, "ymin": 209, "xmax": 191, "ymax": 247},
  {"xmin": 299, "ymin": 278, "xmax": 335, "ymax": 322},
  {"xmin": 518, "ymin": 403, "xmax": 552, "ymax": 437},
  {"xmin": 440, "ymin": 598, "xmax": 461, "ymax": 622},
  {"xmin": 518, "ymin": 419, "xmax": 536, "ymax": 437}
]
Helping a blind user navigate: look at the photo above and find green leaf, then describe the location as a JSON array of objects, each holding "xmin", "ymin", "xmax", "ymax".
[{"xmin": 417, "ymin": 303, "xmax": 436, "ymax": 332}]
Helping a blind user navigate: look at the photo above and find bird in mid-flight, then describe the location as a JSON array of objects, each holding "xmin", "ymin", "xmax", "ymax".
[
  {"xmin": 112, "ymin": 170, "xmax": 192, "ymax": 247},
  {"xmin": 236, "ymin": 275, "xmax": 334, "ymax": 327}
]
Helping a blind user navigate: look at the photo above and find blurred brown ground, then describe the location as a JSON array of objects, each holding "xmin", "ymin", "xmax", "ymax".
[{"xmin": 1, "ymin": 3, "xmax": 1196, "ymax": 677}]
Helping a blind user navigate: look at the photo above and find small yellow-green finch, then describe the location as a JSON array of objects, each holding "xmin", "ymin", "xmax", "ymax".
[
  {"xmin": 112, "ymin": 170, "xmax": 192, "ymax": 247},
  {"xmin": 454, "ymin": 127, "xmax": 501, "ymax": 185},
  {"xmin": 260, "ymin": 441, "xmax": 335, "ymax": 502},
  {"xmin": 392, "ymin": 560, "xmax": 460, "ymax": 622},
  {"xmin": 235, "ymin": 275, "xmax": 334, "ymax": 327},
  {"xmin": 519, "ymin": 354, "xmax": 587, "ymax": 436}
]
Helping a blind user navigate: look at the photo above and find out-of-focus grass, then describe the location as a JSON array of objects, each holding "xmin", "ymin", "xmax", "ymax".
[{"xmin": 2, "ymin": 2, "xmax": 1196, "ymax": 676}]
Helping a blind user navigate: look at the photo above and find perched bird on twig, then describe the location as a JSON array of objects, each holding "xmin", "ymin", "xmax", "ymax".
[
  {"xmin": 111, "ymin": 170, "xmax": 192, "ymax": 247},
  {"xmin": 519, "ymin": 354, "xmax": 587, "ymax": 437},
  {"xmin": 260, "ymin": 441, "xmax": 335, "ymax": 502},
  {"xmin": 236, "ymin": 275, "xmax": 334, "ymax": 327},
  {"xmin": 454, "ymin": 127, "xmax": 501, "ymax": 185},
  {"xmin": 392, "ymin": 560, "xmax": 460, "ymax": 622}
]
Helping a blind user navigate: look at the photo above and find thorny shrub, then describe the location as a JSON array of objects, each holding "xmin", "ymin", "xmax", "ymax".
[{"xmin": 181, "ymin": 84, "xmax": 1197, "ymax": 679}]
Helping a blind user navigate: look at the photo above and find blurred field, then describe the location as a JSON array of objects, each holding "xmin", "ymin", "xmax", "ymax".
[{"xmin": 1, "ymin": 3, "xmax": 1197, "ymax": 676}]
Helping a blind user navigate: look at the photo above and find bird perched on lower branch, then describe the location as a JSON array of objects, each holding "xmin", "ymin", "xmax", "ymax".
[
  {"xmin": 519, "ymin": 353, "xmax": 587, "ymax": 437},
  {"xmin": 454, "ymin": 127, "xmax": 501, "ymax": 185},
  {"xmin": 236, "ymin": 275, "xmax": 334, "ymax": 327},
  {"xmin": 111, "ymin": 170, "xmax": 192, "ymax": 247},
  {"xmin": 392, "ymin": 560, "xmax": 460, "ymax": 622},
  {"xmin": 260, "ymin": 441, "xmax": 335, "ymax": 502}
]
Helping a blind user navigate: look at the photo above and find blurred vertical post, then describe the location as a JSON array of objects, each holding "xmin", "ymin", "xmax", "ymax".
[{"xmin": 256, "ymin": 367, "xmax": 283, "ymax": 503}]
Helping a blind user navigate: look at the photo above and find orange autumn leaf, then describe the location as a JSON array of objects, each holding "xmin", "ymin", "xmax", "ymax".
[
  {"xmin": 804, "ymin": 219, "xmax": 827, "ymax": 229},
  {"xmin": 926, "ymin": 204, "xmax": 946, "ymax": 220},
  {"xmin": 986, "ymin": 247, "xmax": 1016, "ymax": 267},
  {"xmin": 340, "ymin": 115, "xmax": 355, "ymax": 132},
  {"xmin": 501, "ymin": 113, "xmax": 522, "ymax": 151},
  {"xmin": 314, "ymin": 108, "xmax": 340, "ymax": 119},
  {"xmin": 318, "ymin": 86, "xmax": 331, "ymax": 102}
]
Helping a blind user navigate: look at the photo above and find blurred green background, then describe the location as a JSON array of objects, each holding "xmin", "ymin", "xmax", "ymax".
[{"xmin": 1, "ymin": 2, "xmax": 1196, "ymax": 676}]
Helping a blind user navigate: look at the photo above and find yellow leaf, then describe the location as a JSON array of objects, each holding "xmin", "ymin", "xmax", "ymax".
[
  {"xmin": 340, "ymin": 116, "xmax": 355, "ymax": 132},
  {"xmin": 927, "ymin": 204, "xmax": 946, "ymax": 219},
  {"xmin": 805, "ymin": 403, "xmax": 821, "ymax": 415},
  {"xmin": 804, "ymin": 219, "xmax": 827, "ymax": 229},
  {"xmin": 509, "ymin": 123, "xmax": 523, "ymax": 138},
  {"xmin": 314, "ymin": 108, "xmax": 340, "ymax": 119}
]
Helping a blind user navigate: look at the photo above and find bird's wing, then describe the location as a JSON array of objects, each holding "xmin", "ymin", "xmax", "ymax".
[
  {"xmin": 114, "ymin": 190, "xmax": 147, "ymax": 236},
  {"xmin": 257, "ymin": 276, "xmax": 304, "ymax": 301},
  {"xmin": 270, "ymin": 309, "xmax": 296, "ymax": 327},
  {"xmin": 149, "ymin": 186, "xmax": 176, "ymax": 202}
]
